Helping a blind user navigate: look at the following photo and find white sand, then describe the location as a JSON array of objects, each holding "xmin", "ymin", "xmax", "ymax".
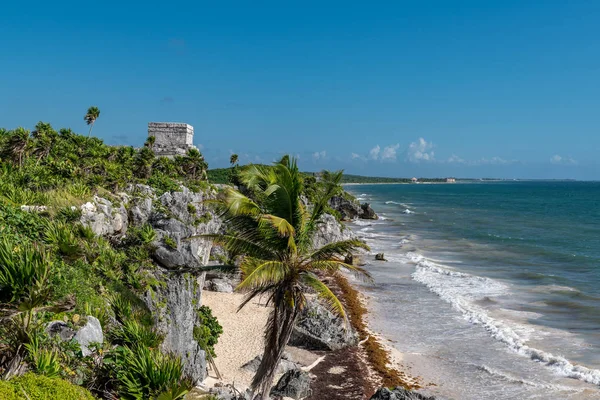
[{"xmin": 202, "ymin": 291, "xmax": 271, "ymax": 388}]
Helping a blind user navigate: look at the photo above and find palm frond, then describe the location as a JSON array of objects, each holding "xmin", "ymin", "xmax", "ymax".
[
  {"xmin": 300, "ymin": 272, "xmax": 348, "ymax": 324},
  {"xmin": 309, "ymin": 239, "xmax": 370, "ymax": 261},
  {"xmin": 237, "ymin": 260, "xmax": 289, "ymax": 291}
]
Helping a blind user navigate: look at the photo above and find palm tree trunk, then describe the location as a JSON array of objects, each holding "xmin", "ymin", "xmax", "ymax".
[
  {"xmin": 253, "ymin": 306, "xmax": 299, "ymax": 400},
  {"xmin": 87, "ymin": 122, "xmax": 94, "ymax": 138}
]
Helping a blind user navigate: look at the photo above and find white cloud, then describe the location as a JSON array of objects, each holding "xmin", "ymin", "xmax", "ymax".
[
  {"xmin": 312, "ymin": 150, "xmax": 326, "ymax": 161},
  {"xmin": 381, "ymin": 144, "xmax": 400, "ymax": 161},
  {"xmin": 407, "ymin": 138, "xmax": 435, "ymax": 163},
  {"xmin": 351, "ymin": 152, "xmax": 365, "ymax": 161},
  {"xmin": 369, "ymin": 145, "xmax": 381, "ymax": 160},
  {"xmin": 550, "ymin": 154, "xmax": 577, "ymax": 165},
  {"xmin": 447, "ymin": 154, "xmax": 465, "ymax": 164}
]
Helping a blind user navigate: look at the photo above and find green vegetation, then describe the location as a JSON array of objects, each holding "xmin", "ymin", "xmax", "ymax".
[
  {"xmin": 0, "ymin": 122, "xmax": 216, "ymax": 399},
  {"xmin": 201, "ymin": 155, "xmax": 370, "ymax": 399},
  {"xmin": 0, "ymin": 373, "xmax": 95, "ymax": 399},
  {"xmin": 193, "ymin": 306, "xmax": 223, "ymax": 358}
]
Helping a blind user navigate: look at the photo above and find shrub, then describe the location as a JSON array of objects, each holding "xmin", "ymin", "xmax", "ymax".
[
  {"xmin": 193, "ymin": 306, "xmax": 223, "ymax": 358},
  {"xmin": 111, "ymin": 319, "xmax": 163, "ymax": 348},
  {"xmin": 113, "ymin": 345, "xmax": 192, "ymax": 400},
  {"xmin": 0, "ymin": 373, "xmax": 95, "ymax": 400},
  {"xmin": 187, "ymin": 203, "xmax": 197, "ymax": 214}
]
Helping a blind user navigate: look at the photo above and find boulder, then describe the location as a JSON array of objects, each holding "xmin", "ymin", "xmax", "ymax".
[
  {"xmin": 79, "ymin": 195, "xmax": 129, "ymax": 237},
  {"xmin": 207, "ymin": 278, "xmax": 234, "ymax": 293},
  {"xmin": 73, "ymin": 316, "xmax": 103, "ymax": 356},
  {"xmin": 270, "ymin": 369, "xmax": 311, "ymax": 399},
  {"xmin": 369, "ymin": 388, "xmax": 436, "ymax": 400},
  {"xmin": 46, "ymin": 321, "xmax": 75, "ymax": 342},
  {"xmin": 289, "ymin": 299, "xmax": 358, "ymax": 351},
  {"xmin": 375, "ymin": 253, "xmax": 387, "ymax": 261},
  {"xmin": 360, "ymin": 203, "xmax": 379, "ymax": 220},
  {"xmin": 242, "ymin": 353, "xmax": 298, "ymax": 375},
  {"xmin": 345, "ymin": 253, "xmax": 366, "ymax": 266},
  {"xmin": 20, "ymin": 205, "xmax": 48, "ymax": 213},
  {"xmin": 328, "ymin": 196, "xmax": 362, "ymax": 220}
]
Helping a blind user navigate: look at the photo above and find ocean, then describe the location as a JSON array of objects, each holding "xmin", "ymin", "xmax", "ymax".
[{"xmin": 344, "ymin": 181, "xmax": 600, "ymax": 399}]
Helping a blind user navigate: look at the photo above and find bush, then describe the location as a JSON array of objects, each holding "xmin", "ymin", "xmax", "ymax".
[
  {"xmin": 112, "ymin": 345, "xmax": 192, "ymax": 400},
  {"xmin": 193, "ymin": 305, "xmax": 223, "ymax": 358},
  {"xmin": 0, "ymin": 373, "xmax": 95, "ymax": 400}
]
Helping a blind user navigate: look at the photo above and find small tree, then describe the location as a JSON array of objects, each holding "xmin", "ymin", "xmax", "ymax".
[{"xmin": 84, "ymin": 106, "xmax": 101, "ymax": 137}]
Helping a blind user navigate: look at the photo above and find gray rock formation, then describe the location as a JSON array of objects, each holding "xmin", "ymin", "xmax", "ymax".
[
  {"xmin": 145, "ymin": 271, "xmax": 207, "ymax": 384},
  {"xmin": 79, "ymin": 195, "xmax": 129, "ymax": 236},
  {"xmin": 328, "ymin": 196, "xmax": 362, "ymax": 220},
  {"xmin": 46, "ymin": 321, "xmax": 75, "ymax": 342},
  {"xmin": 369, "ymin": 387, "xmax": 436, "ymax": 400},
  {"xmin": 150, "ymin": 187, "xmax": 221, "ymax": 270},
  {"xmin": 328, "ymin": 196, "xmax": 379, "ymax": 220},
  {"xmin": 73, "ymin": 316, "xmax": 103, "ymax": 356},
  {"xmin": 360, "ymin": 202, "xmax": 378, "ymax": 220},
  {"xmin": 207, "ymin": 278, "xmax": 234, "ymax": 293},
  {"xmin": 289, "ymin": 299, "xmax": 358, "ymax": 351},
  {"xmin": 312, "ymin": 213, "xmax": 355, "ymax": 249},
  {"xmin": 242, "ymin": 352, "xmax": 299, "ymax": 375},
  {"xmin": 270, "ymin": 369, "xmax": 311, "ymax": 399},
  {"xmin": 375, "ymin": 253, "xmax": 387, "ymax": 261}
]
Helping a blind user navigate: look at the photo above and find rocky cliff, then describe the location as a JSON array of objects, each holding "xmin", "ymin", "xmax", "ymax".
[{"xmin": 79, "ymin": 184, "xmax": 222, "ymax": 384}]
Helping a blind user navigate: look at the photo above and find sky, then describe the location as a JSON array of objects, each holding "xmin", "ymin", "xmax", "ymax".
[{"xmin": 1, "ymin": 1, "xmax": 599, "ymax": 179}]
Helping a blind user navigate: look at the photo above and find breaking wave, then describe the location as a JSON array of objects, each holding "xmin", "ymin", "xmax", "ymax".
[{"xmin": 410, "ymin": 253, "xmax": 600, "ymax": 386}]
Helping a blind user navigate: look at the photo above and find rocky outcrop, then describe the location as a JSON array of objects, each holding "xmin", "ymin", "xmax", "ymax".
[
  {"xmin": 145, "ymin": 271, "xmax": 207, "ymax": 384},
  {"xmin": 73, "ymin": 316, "xmax": 104, "ymax": 356},
  {"xmin": 270, "ymin": 369, "xmax": 312, "ymax": 399},
  {"xmin": 329, "ymin": 196, "xmax": 362, "ymax": 220},
  {"xmin": 312, "ymin": 213, "xmax": 355, "ymax": 249},
  {"xmin": 289, "ymin": 299, "xmax": 358, "ymax": 351},
  {"xmin": 46, "ymin": 321, "xmax": 76, "ymax": 342},
  {"xmin": 375, "ymin": 253, "xmax": 387, "ymax": 261},
  {"xmin": 80, "ymin": 195, "xmax": 129, "ymax": 236},
  {"xmin": 125, "ymin": 184, "xmax": 222, "ymax": 384},
  {"xmin": 328, "ymin": 196, "xmax": 379, "ymax": 220},
  {"xmin": 369, "ymin": 388, "xmax": 436, "ymax": 400},
  {"xmin": 360, "ymin": 203, "xmax": 378, "ymax": 220},
  {"xmin": 242, "ymin": 352, "xmax": 298, "ymax": 375}
]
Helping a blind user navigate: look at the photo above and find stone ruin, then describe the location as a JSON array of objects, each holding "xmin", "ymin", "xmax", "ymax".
[{"xmin": 148, "ymin": 122, "xmax": 197, "ymax": 157}]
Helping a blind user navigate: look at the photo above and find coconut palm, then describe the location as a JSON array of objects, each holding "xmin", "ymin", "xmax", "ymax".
[
  {"xmin": 202, "ymin": 156, "xmax": 369, "ymax": 399},
  {"xmin": 84, "ymin": 106, "xmax": 100, "ymax": 137},
  {"xmin": 229, "ymin": 153, "xmax": 238, "ymax": 167},
  {"xmin": 182, "ymin": 148, "xmax": 207, "ymax": 180}
]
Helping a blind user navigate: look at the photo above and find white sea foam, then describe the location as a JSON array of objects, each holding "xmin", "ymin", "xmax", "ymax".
[
  {"xmin": 478, "ymin": 365, "xmax": 585, "ymax": 392},
  {"xmin": 352, "ymin": 220, "xmax": 373, "ymax": 226},
  {"xmin": 410, "ymin": 254, "xmax": 600, "ymax": 386},
  {"xmin": 402, "ymin": 209, "xmax": 414, "ymax": 214}
]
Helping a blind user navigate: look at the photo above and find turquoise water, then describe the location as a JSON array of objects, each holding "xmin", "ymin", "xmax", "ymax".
[{"xmin": 345, "ymin": 182, "xmax": 600, "ymax": 399}]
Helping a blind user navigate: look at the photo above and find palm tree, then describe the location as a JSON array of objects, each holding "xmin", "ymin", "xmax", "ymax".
[
  {"xmin": 145, "ymin": 135, "xmax": 156, "ymax": 149},
  {"xmin": 84, "ymin": 106, "xmax": 100, "ymax": 137},
  {"xmin": 182, "ymin": 148, "xmax": 207, "ymax": 180},
  {"xmin": 229, "ymin": 153, "xmax": 238, "ymax": 167},
  {"xmin": 202, "ymin": 156, "xmax": 369, "ymax": 399},
  {"xmin": 4, "ymin": 127, "xmax": 30, "ymax": 167}
]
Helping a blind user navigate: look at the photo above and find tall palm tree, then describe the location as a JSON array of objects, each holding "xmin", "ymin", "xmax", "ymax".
[
  {"xmin": 203, "ymin": 156, "xmax": 369, "ymax": 399},
  {"xmin": 229, "ymin": 153, "xmax": 238, "ymax": 167},
  {"xmin": 183, "ymin": 148, "xmax": 207, "ymax": 180},
  {"xmin": 84, "ymin": 106, "xmax": 100, "ymax": 137}
]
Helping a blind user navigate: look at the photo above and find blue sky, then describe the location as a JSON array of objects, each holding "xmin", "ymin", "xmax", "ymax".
[{"xmin": 1, "ymin": 1, "xmax": 599, "ymax": 179}]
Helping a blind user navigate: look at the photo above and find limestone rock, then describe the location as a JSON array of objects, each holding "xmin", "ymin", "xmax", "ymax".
[
  {"xmin": 289, "ymin": 299, "xmax": 358, "ymax": 351},
  {"xmin": 242, "ymin": 352, "xmax": 298, "ymax": 375},
  {"xmin": 328, "ymin": 196, "xmax": 362, "ymax": 220},
  {"xmin": 207, "ymin": 278, "xmax": 234, "ymax": 293},
  {"xmin": 46, "ymin": 321, "xmax": 75, "ymax": 342},
  {"xmin": 20, "ymin": 205, "xmax": 48, "ymax": 213},
  {"xmin": 312, "ymin": 213, "xmax": 355, "ymax": 250},
  {"xmin": 144, "ymin": 271, "xmax": 207, "ymax": 384},
  {"xmin": 73, "ymin": 316, "xmax": 103, "ymax": 356},
  {"xmin": 270, "ymin": 369, "xmax": 311, "ymax": 399},
  {"xmin": 375, "ymin": 253, "xmax": 387, "ymax": 261},
  {"xmin": 360, "ymin": 203, "xmax": 379, "ymax": 220},
  {"xmin": 79, "ymin": 195, "xmax": 128, "ymax": 237},
  {"xmin": 369, "ymin": 387, "xmax": 436, "ymax": 400}
]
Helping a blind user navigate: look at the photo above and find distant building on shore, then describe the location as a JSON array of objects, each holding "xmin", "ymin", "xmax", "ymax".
[
  {"xmin": 148, "ymin": 122, "xmax": 196, "ymax": 157},
  {"xmin": 411, "ymin": 177, "xmax": 418, "ymax": 183},
  {"xmin": 446, "ymin": 178, "xmax": 456, "ymax": 183}
]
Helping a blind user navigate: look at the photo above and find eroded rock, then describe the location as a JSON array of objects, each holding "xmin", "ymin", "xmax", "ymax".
[
  {"xmin": 73, "ymin": 316, "xmax": 103, "ymax": 356},
  {"xmin": 270, "ymin": 369, "xmax": 311, "ymax": 399},
  {"xmin": 369, "ymin": 387, "xmax": 436, "ymax": 400}
]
